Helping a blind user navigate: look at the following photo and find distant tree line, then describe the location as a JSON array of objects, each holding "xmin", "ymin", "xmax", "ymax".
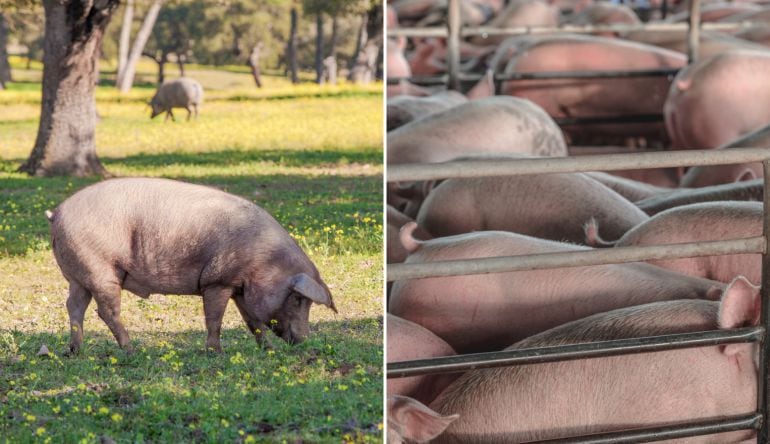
[{"xmin": 0, "ymin": 0, "xmax": 382, "ymax": 177}]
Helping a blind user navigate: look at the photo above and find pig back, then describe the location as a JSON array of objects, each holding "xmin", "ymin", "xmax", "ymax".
[
  {"xmin": 50, "ymin": 178, "xmax": 294, "ymax": 293},
  {"xmin": 416, "ymin": 172, "xmax": 649, "ymax": 243},
  {"xmin": 430, "ymin": 300, "xmax": 756, "ymax": 443}
]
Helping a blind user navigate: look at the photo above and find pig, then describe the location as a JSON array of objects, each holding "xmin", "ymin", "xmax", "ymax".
[
  {"xmin": 625, "ymin": 30, "xmax": 770, "ymax": 61},
  {"xmin": 389, "ymin": 224, "xmax": 723, "ymax": 353},
  {"xmin": 429, "ymin": 277, "xmax": 759, "ymax": 443},
  {"xmin": 416, "ymin": 172, "xmax": 649, "ymax": 244},
  {"xmin": 586, "ymin": 202, "xmax": 762, "ymax": 284},
  {"xmin": 678, "ymin": 123, "xmax": 770, "ymax": 188},
  {"xmin": 387, "ymin": 395, "xmax": 459, "ymax": 444},
  {"xmin": 636, "ymin": 179, "xmax": 763, "ymax": 215},
  {"xmin": 664, "ymin": 50, "xmax": 770, "ymax": 150},
  {"xmin": 387, "ymin": 315, "xmax": 459, "ymax": 405},
  {"xmin": 562, "ymin": 2, "xmax": 641, "ymax": 35},
  {"xmin": 664, "ymin": 2, "xmax": 761, "ymax": 22},
  {"xmin": 493, "ymin": 34, "xmax": 686, "ymax": 145},
  {"xmin": 388, "ymin": 205, "xmax": 432, "ymax": 264},
  {"xmin": 48, "ymin": 178, "xmax": 336, "ymax": 355},
  {"xmin": 387, "ymin": 97, "xmax": 567, "ymax": 217},
  {"xmin": 584, "ymin": 171, "xmax": 672, "ymax": 202},
  {"xmin": 149, "ymin": 77, "xmax": 203, "ymax": 122},
  {"xmin": 387, "ymin": 96, "xmax": 567, "ymax": 166},
  {"xmin": 387, "ymin": 91, "xmax": 468, "ymax": 131},
  {"xmin": 469, "ymin": 0, "xmax": 559, "ymax": 45}
]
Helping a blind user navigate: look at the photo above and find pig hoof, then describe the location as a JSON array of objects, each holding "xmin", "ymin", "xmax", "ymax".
[
  {"xmin": 121, "ymin": 344, "xmax": 135, "ymax": 355},
  {"xmin": 64, "ymin": 346, "xmax": 80, "ymax": 357}
]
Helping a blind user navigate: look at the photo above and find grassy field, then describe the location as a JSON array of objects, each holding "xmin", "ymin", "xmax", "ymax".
[{"xmin": 0, "ymin": 63, "xmax": 384, "ymax": 443}]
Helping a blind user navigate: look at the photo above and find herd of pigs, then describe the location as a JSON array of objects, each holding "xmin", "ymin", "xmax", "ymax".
[{"xmin": 385, "ymin": 0, "xmax": 770, "ymax": 442}]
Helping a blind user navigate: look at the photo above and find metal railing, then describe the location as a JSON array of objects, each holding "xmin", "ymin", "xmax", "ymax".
[
  {"xmin": 387, "ymin": 0, "xmax": 770, "ymax": 90},
  {"xmin": 386, "ymin": 148, "xmax": 770, "ymax": 443}
]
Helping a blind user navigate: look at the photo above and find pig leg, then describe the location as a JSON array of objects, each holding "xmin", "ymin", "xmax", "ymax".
[
  {"xmin": 232, "ymin": 293, "xmax": 273, "ymax": 349},
  {"xmin": 202, "ymin": 286, "xmax": 233, "ymax": 352},
  {"xmin": 185, "ymin": 106, "xmax": 192, "ymax": 121},
  {"xmin": 65, "ymin": 281, "xmax": 92, "ymax": 356},
  {"xmin": 91, "ymin": 284, "xmax": 133, "ymax": 353}
]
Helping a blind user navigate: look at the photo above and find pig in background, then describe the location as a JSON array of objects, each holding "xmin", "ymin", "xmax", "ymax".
[{"xmin": 390, "ymin": 223, "xmax": 723, "ymax": 353}]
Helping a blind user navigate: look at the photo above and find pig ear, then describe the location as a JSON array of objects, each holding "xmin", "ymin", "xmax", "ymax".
[
  {"xmin": 735, "ymin": 168, "xmax": 757, "ymax": 182},
  {"xmin": 719, "ymin": 276, "xmax": 761, "ymax": 330},
  {"xmin": 291, "ymin": 273, "xmax": 337, "ymax": 313},
  {"xmin": 388, "ymin": 395, "xmax": 458, "ymax": 443}
]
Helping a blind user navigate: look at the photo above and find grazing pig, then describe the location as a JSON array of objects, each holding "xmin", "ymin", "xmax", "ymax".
[
  {"xmin": 387, "ymin": 91, "xmax": 468, "ymax": 131},
  {"xmin": 150, "ymin": 77, "xmax": 203, "ymax": 122},
  {"xmin": 664, "ymin": 50, "xmax": 770, "ymax": 150},
  {"xmin": 678, "ymin": 123, "xmax": 770, "ymax": 188},
  {"xmin": 429, "ymin": 277, "xmax": 759, "ymax": 443},
  {"xmin": 389, "ymin": 225, "xmax": 723, "ymax": 353},
  {"xmin": 636, "ymin": 179, "xmax": 763, "ymax": 215},
  {"xmin": 416, "ymin": 172, "xmax": 649, "ymax": 244},
  {"xmin": 48, "ymin": 178, "xmax": 336, "ymax": 354},
  {"xmin": 492, "ymin": 34, "xmax": 686, "ymax": 145},
  {"xmin": 387, "ymin": 315, "xmax": 459, "ymax": 405},
  {"xmin": 587, "ymin": 202, "xmax": 762, "ymax": 284},
  {"xmin": 387, "ymin": 395, "xmax": 459, "ymax": 444}
]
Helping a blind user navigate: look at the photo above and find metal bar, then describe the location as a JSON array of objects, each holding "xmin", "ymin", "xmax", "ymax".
[
  {"xmin": 387, "ymin": 148, "xmax": 770, "ymax": 182},
  {"xmin": 554, "ymin": 114, "xmax": 663, "ymax": 126},
  {"xmin": 385, "ymin": 21, "xmax": 768, "ymax": 38},
  {"xmin": 387, "ymin": 327, "xmax": 763, "ymax": 377},
  {"xmin": 661, "ymin": 0, "xmax": 668, "ymax": 19},
  {"xmin": 388, "ymin": 237, "xmax": 763, "ymax": 281},
  {"xmin": 386, "ymin": 68, "xmax": 680, "ymax": 85},
  {"xmin": 758, "ymin": 161, "xmax": 770, "ymax": 443},
  {"xmin": 687, "ymin": 0, "xmax": 701, "ymax": 63},
  {"xmin": 527, "ymin": 413, "xmax": 762, "ymax": 444},
  {"xmin": 446, "ymin": 0, "xmax": 461, "ymax": 91}
]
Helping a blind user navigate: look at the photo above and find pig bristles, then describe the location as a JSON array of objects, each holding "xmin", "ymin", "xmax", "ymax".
[
  {"xmin": 400, "ymin": 221, "xmax": 422, "ymax": 253},
  {"xmin": 583, "ymin": 218, "xmax": 616, "ymax": 248}
]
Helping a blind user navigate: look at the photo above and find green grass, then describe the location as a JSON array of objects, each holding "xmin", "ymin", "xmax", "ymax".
[{"xmin": 0, "ymin": 65, "xmax": 384, "ymax": 443}]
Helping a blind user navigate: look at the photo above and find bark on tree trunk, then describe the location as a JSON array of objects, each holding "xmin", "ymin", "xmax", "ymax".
[
  {"xmin": 0, "ymin": 13, "xmax": 11, "ymax": 89},
  {"xmin": 329, "ymin": 14, "xmax": 339, "ymax": 59},
  {"xmin": 177, "ymin": 53, "xmax": 185, "ymax": 77},
  {"xmin": 315, "ymin": 12, "xmax": 324, "ymax": 84},
  {"xmin": 116, "ymin": 0, "xmax": 134, "ymax": 86},
  {"xmin": 117, "ymin": 0, "xmax": 162, "ymax": 93},
  {"xmin": 248, "ymin": 42, "xmax": 263, "ymax": 88},
  {"xmin": 287, "ymin": 7, "xmax": 298, "ymax": 84},
  {"xmin": 19, "ymin": 0, "xmax": 120, "ymax": 177},
  {"xmin": 349, "ymin": 13, "xmax": 368, "ymax": 76}
]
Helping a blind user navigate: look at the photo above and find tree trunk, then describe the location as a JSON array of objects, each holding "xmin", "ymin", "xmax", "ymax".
[
  {"xmin": 248, "ymin": 42, "xmax": 263, "ymax": 88},
  {"xmin": 287, "ymin": 7, "xmax": 298, "ymax": 84},
  {"xmin": 323, "ymin": 56, "xmax": 337, "ymax": 85},
  {"xmin": 116, "ymin": 0, "xmax": 162, "ymax": 93},
  {"xmin": 329, "ymin": 14, "xmax": 339, "ymax": 59},
  {"xmin": 116, "ymin": 0, "xmax": 134, "ymax": 86},
  {"xmin": 0, "ymin": 13, "xmax": 11, "ymax": 89},
  {"xmin": 156, "ymin": 51, "xmax": 167, "ymax": 84},
  {"xmin": 19, "ymin": 0, "xmax": 120, "ymax": 177},
  {"xmin": 177, "ymin": 53, "xmax": 185, "ymax": 77},
  {"xmin": 349, "ymin": 13, "xmax": 368, "ymax": 75},
  {"xmin": 315, "ymin": 12, "xmax": 324, "ymax": 84}
]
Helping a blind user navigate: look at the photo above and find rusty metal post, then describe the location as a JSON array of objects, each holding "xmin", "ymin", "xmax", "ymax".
[
  {"xmin": 758, "ymin": 160, "xmax": 770, "ymax": 443},
  {"xmin": 447, "ymin": 0, "xmax": 461, "ymax": 90},
  {"xmin": 687, "ymin": 0, "xmax": 701, "ymax": 63}
]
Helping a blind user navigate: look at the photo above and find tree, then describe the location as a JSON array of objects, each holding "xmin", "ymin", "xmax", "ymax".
[
  {"xmin": 116, "ymin": 0, "xmax": 163, "ymax": 92},
  {"xmin": 19, "ymin": 0, "xmax": 120, "ymax": 177},
  {"xmin": 0, "ymin": 13, "xmax": 11, "ymax": 89},
  {"xmin": 286, "ymin": 6, "xmax": 299, "ymax": 84}
]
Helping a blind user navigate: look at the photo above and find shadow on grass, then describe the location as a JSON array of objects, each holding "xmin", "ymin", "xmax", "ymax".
[
  {"xmin": 0, "ymin": 152, "xmax": 382, "ymax": 256},
  {"xmin": 0, "ymin": 317, "xmax": 383, "ymax": 442},
  {"xmin": 102, "ymin": 147, "xmax": 382, "ymax": 169}
]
